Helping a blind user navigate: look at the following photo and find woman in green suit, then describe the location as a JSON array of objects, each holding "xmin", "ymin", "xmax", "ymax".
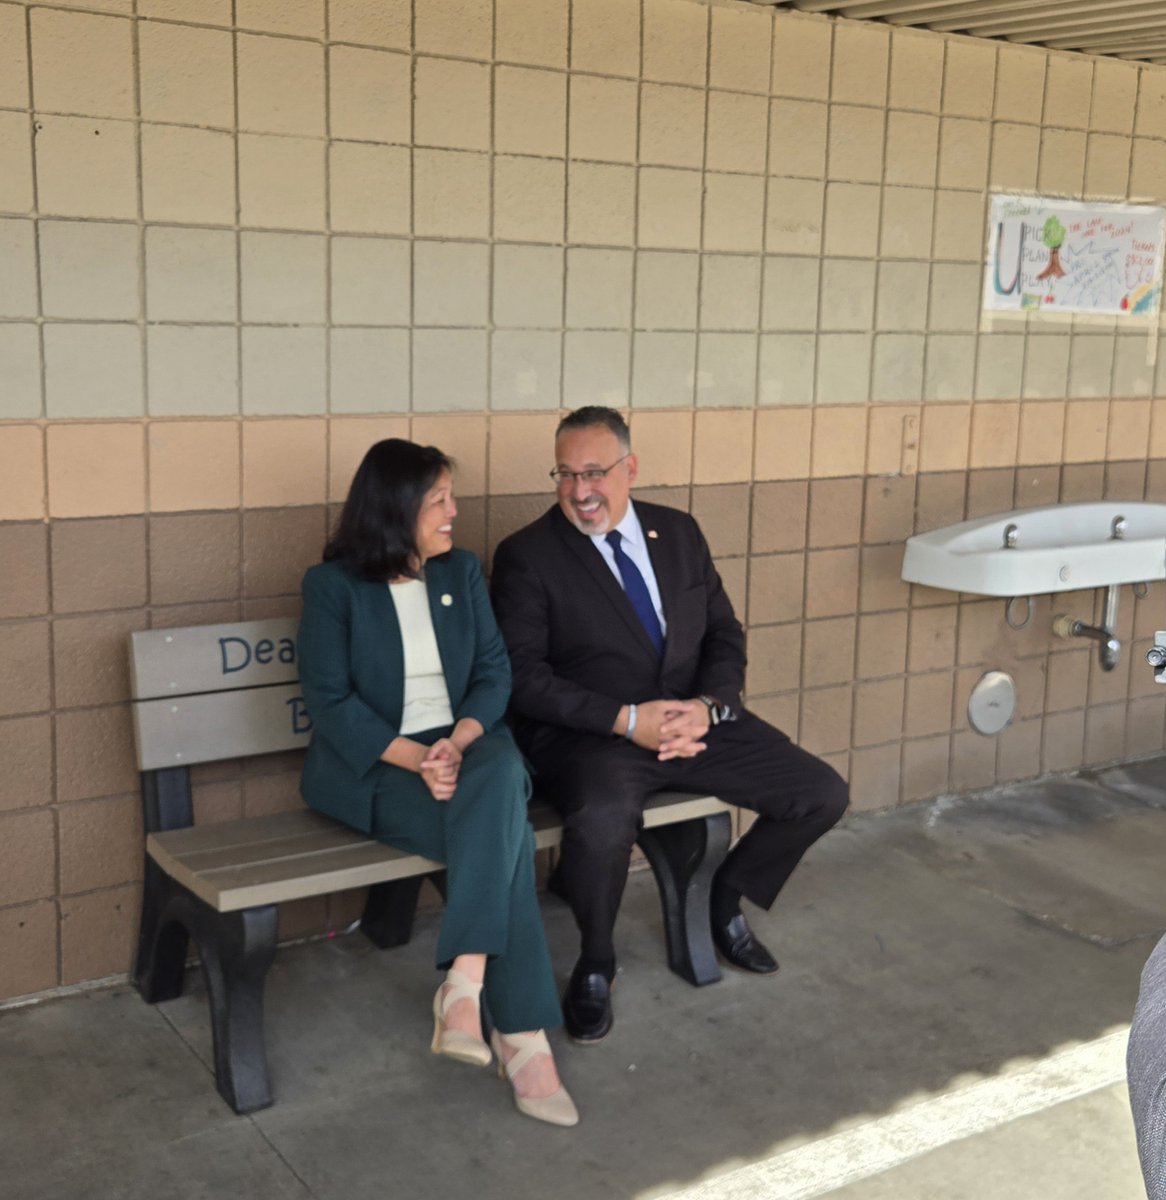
[{"xmin": 298, "ymin": 438, "xmax": 577, "ymax": 1127}]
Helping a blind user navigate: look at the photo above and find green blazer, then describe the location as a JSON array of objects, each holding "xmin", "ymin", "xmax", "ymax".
[{"xmin": 297, "ymin": 550, "xmax": 512, "ymax": 833}]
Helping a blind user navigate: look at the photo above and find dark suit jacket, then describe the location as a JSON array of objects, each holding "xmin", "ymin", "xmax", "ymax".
[
  {"xmin": 490, "ymin": 501, "xmax": 745, "ymax": 755},
  {"xmin": 297, "ymin": 550, "xmax": 512, "ymax": 833}
]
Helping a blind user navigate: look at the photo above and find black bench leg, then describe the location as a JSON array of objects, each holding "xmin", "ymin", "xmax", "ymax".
[
  {"xmin": 134, "ymin": 867, "xmax": 279, "ymax": 1114},
  {"xmin": 199, "ymin": 905, "xmax": 279, "ymax": 1115},
  {"xmin": 637, "ymin": 812, "xmax": 732, "ymax": 988},
  {"xmin": 360, "ymin": 870, "xmax": 447, "ymax": 949},
  {"xmin": 134, "ymin": 858, "xmax": 190, "ymax": 1003}
]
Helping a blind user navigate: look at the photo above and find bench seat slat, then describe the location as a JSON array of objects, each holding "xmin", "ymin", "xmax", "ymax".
[
  {"xmin": 146, "ymin": 793, "xmax": 730, "ymax": 914},
  {"xmin": 178, "ymin": 827, "xmax": 371, "ymax": 872},
  {"xmin": 149, "ymin": 835, "xmax": 442, "ymax": 911},
  {"xmin": 150, "ymin": 809, "xmax": 332, "ymax": 855}
]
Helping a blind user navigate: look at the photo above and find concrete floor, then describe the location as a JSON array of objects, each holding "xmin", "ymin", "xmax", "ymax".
[{"xmin": 3, "ymin": 757, "xmax": 1165, "ymax": 1200}]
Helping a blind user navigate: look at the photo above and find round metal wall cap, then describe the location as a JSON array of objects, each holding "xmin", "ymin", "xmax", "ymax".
[{"xmin": 968, "ymin": 670, "xmax": 1016, "ymax": 736}]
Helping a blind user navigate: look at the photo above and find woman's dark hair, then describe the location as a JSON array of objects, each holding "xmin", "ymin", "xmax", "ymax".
[{"xmin": 324, "ymin": 438, "xmax": 453, "ymax": 581}]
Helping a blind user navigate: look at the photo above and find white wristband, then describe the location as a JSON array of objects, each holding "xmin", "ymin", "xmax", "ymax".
[{"xmin": 625, "ymin": 704, "xmax": 637, "ymax": 739}]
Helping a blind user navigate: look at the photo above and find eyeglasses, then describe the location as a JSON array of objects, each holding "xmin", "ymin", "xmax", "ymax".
[{"xmin": 549, "ymin": 454, "xmax": 630, "ymax": 486}]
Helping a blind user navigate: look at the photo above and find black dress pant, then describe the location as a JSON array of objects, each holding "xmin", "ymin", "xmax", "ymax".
[{"xmin": 526, "ymin": 711, "xmax": 849, "ymax": 964}]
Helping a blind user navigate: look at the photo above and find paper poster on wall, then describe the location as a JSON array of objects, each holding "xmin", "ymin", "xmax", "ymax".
[{"xmin": 984, "ymin": 195, "xmax": 1166, "ymax": 316}]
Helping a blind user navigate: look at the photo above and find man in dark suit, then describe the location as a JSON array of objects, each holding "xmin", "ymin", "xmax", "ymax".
[{"xmin": 490, "ymin": 407, "xmax": 848, "ymax": 1042}]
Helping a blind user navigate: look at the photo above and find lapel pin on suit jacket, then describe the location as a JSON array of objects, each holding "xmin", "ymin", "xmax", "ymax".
[
  {"xmin": 441, "ymin": 594, "xmax": 453, "ymax": 606},
  {"xmin": 647, "ymin": 530, "xmax": 658, "ymax": 539}
]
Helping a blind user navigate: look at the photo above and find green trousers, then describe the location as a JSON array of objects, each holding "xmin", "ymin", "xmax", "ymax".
[{"xmin": 372, "ymin": 727, "xmax": 561, "ymax": 1033}]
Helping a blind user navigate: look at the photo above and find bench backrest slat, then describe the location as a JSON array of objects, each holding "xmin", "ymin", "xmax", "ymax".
[
  {"xmin": 130, "ymin": 619, "xmax": 300, "ymax": 700},
  {"xmin": 133, "ymin": 683, "xmax": 310, "ymax": 771},
  {"xmin": 130, "ymin": 618, "xmax": 309, "ymax": 771}
]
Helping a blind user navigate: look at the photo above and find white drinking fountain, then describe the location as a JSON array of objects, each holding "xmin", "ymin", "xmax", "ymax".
[{"xmin": 902, "ymin": 503, "xmax": 1166, "ymax": 727}]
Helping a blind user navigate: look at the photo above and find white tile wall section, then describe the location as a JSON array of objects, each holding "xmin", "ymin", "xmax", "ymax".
[
  {"xmin": 141, "ymin": 125, "xmax": 237, "ymax": 224},
  {"xmin": 1113, "ymin": 332, "xmax": 1156, "ymax": 397},
  {"xmin": 875, "ymin": 261, "xmax": 929, "ymax": 333},
  {"xmin": 763, "ymin": 256, "xmax": 820, "ymax": 333},
  {"xmin": 975, "ymin": 332, "xmax": 1026, "ymax": 401},
  {"xmin": 241, "ymin": 326, "xmax": 327, "ymax": 414},
  {"xmin": 137, "ymin": 22, "xmax": 235, "ymax": 128},
  {"xmin": 696, "ymin": 331, "xmax": 757, "ymax": 407},
  {"xmin": 412, "ymin": 328, "xmax": 488, "ymax": 411},
  {"xmin": 817, "ymin": 331, "xmax": 874, "ymax": 405},
  {"xmin": 0, "ymin": 4, "xmax": 30, "ymax": 109},
  {"xmin": 490, "ymin": 329, "xmax": 562, "ymax": 410},
  {"xmin": 330, "ymin": 236, "xmax": 411, "ymax": 325},
  {"xmin": 565, "ymin": 247, "xmax": 634, "ymax": 329},
  {"xmin": 145, "ymin": 227, "xmax": 238, "ymax": 323},
  {"xmin": 43, "ymin": 323, "xmax": 142, "ymax": 418},
  {"xmin": 1022, "ymin": 333, "xmax": 1072, "ymax": 400},
  {"xmin": 0, "ymin": 218, "xmax": 37, "ymax": 318},
  {"xmin": 819, "ymin": 258, "xmax": 876, "ymax": 333},
  {"xmin": 330, "ymin": 327, "xmax": 410, "ymax": 413},
  {"xmin": 632, "ymin": 331, "xmax": 696, "ymax": 407},
  {"xmin": 492, "ymin": 244, "xmax": 564, "ymax": 329},
  {"xmin": 699, "ymin": 256, "xmax": 758, "ymax": 332},
  {"xmin": 494, "ymin": 66, "xmax": 567, "ymax": 159},
  {"xmin": 872, "ymin": 332, "xmax": 926, "ymax": 402},
  {"xmin": 241, "ymin": 232, "xmax": 328, "ymax": 324},
  {"xmin": 0, "ymin": 0, "xmax": 1164, "ymax": 422},
  {"xmin": 634, "ymin": 251, "xmax": 699, "ymax": 329},
  {"xmin": 496, "ymin": 0, "xmax": 567, "ymax": 69},
  {"xmin": 0, "ymin": 323, "xmax": 42, "ymax": 418},
  {"xmin": 328, "ymin": 45, "xmax": 411, "ymax": 144},
  {"xmin": 146, "ymin": 325, "xmax": 240, "ymax": 417},
  {"xmin": 563, "ymin": 330, "xmax": 631, "ymax": 409},
  {"xmin": 0, "ymin": 112, "xmax": 32, "ymax": 212},
  {"xmin": 237, "ymin": 35, "xmax": 325, "ymax": 138},
  {"xmin": 759, "ymin": 332, "xmax": 815, "ymax": 406},
  {"xmin": 39, "ymin": 220, "xmax": 140, "ymax": 320},
  {"xmin": 412, "ymin": 240, "xmax": 491, "ymax": 328},
  {"xmin": 924, "ymin": 333, "xmax": 977, "ymax": 402}
]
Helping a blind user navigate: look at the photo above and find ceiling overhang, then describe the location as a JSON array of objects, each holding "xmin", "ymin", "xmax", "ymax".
[{"xmin": 753, "ymin": 1, "xmax": 1166, "ymax": 66}]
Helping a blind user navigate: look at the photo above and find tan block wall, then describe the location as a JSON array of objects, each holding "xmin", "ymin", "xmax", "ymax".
[{"xmin": 2, "ymin": 0, "xmax": 1166, "ymax": 1001}]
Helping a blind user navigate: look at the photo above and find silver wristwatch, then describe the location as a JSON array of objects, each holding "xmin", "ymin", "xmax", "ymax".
[{"xmin": 699, "ymin": 695, "xmax": 734, "ymax": 725}]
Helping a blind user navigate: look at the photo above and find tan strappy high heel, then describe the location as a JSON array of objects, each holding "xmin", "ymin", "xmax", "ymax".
[
  {"xmin": 430, "ymin": 969, "xmax": 492, "ymax": 1067},
  {"xmin": 490, "ymin": 1029, "xmax": 580, "ymax": 1127}
]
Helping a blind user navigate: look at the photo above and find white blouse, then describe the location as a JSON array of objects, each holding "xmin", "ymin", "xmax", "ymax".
[{"xmin": 388, "ymin": 579, "xmax": 454, "ymax": 735}]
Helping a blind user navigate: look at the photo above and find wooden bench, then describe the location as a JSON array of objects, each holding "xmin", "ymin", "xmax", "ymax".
[{"xmin": 129, "ymin": 618, "xmax": 732, "ymax": 1114}]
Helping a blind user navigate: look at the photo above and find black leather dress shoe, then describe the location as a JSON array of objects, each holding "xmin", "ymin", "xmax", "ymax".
[
  {"xmin": 562, "ymin": 961, "xmax": 613, "ymax": 1043},
  {"xmin": 712, "ymin": 913, "xmax": 779, "ymax": 975}
]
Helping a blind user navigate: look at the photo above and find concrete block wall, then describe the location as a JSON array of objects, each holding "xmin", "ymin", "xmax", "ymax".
[{"xmin": 2, "ymin": 0, "xmax": 1166, "ymax": 1001}]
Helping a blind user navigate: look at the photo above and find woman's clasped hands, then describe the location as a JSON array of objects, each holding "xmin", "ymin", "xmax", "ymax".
[{"xmin": 418, "ymin": 737, "xmax": 461, "ymax": 801}]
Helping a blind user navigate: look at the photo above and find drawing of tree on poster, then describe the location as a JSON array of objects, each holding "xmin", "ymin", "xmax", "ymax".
[{"xmin": 1036, "ymin": 215, "xmax": 1066, "ymax": 281}]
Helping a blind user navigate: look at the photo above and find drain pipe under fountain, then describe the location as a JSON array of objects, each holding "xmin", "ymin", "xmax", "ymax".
[{"xmin": 1050, "ymin": 516, "xmax": 1128, "ymax": 671}]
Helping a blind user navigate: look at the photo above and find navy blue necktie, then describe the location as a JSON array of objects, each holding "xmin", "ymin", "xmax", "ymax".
[{"xmin": 605, "ymin": 530, "xmax": 664, "ymax": 656}]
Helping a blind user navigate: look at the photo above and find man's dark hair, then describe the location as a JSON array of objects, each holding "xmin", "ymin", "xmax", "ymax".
[
  {"xmin": 324, "ymin": 438, "xmax": 453, "ymax": 581},
  {"xmin": 555, "ymin": 406, "xmax": 631, "ymax": 452}
]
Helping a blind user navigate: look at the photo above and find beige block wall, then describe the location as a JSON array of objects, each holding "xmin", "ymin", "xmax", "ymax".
[{"xmin": 2, "ymin": 0, "xmax": 1166, "ymax": 1001}]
